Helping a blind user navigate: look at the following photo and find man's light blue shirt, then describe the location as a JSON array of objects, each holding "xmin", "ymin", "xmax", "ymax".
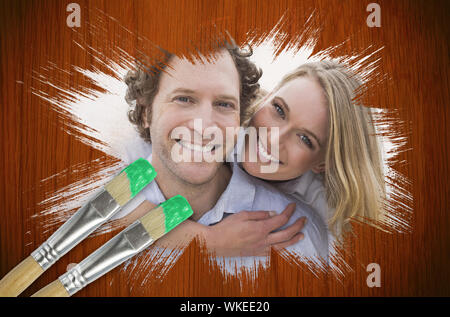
[{"xmin": 119, "ymin": 137, "xmax": 329, "ymax": 269}]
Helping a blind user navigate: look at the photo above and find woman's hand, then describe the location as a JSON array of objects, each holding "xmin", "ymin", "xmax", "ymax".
[
  {"xmin": 118, "ymin": 200, "xmax": 306, "ymax": 257},
  {"xmin": 204, "ymin": 203, "xmax": 306, "ymax": 257}
]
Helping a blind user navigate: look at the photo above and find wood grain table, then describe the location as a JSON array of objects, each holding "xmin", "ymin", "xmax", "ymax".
[{"xmin": 0, "ymin": 0, "xmax": 448, "ymax": 296}]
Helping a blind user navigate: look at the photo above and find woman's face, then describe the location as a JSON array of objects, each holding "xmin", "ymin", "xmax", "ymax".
[{"xmin": 242, "ymin": 76, "xmax": 329, "ymax": 181}]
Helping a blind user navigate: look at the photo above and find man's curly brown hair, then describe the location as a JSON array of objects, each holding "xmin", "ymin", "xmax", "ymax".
[{"xmin": 124, "ymin": 43, "xmax": 262, "ymax": 143}]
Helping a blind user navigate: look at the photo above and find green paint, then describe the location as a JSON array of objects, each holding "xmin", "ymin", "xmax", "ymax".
[
  {"xmin": 160, "ymin": 195, "xmax": 193, "ymax": 233},
  {"xmin": 123, "ymin": 158, "xmax": 157, "ymax": 197}
]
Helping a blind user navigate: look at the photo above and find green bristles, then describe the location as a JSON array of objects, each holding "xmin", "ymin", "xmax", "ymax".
[
  {"xmin": 122, "ymin": 158, "xmax": 157, "ymax": 197},
  {"xmin": 140, "ymin": 195, "xmax": 193, "ymax": 240},
  {"xmin": 105, "ymin": 158, "xmax": 157, "ymax": 206},
  {"xmin": 160, "ymin": 195, "xmax": 193, "ymax": 233}
]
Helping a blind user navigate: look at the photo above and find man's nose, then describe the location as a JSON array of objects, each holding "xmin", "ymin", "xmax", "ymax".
[{"xmin": 187, "ymin": 102, "xmax": 220, "ymax": 138}]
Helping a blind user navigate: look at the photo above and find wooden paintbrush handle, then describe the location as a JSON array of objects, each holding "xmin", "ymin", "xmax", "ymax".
[
  {"xmin": 32, "ymin": 279, "xmax": 69, "ymax": 297},
  {"xmin": 0, "ymin": 255, "xmax": 44, "ymax": 297}
]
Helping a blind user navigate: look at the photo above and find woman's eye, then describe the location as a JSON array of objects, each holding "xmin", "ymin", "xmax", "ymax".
[
  {"xmin": 272, "ymin": 102, "xmax": 285, "ymax": 119},
  {"xmin": 299, "ymin": 134, "xmax": 314, "ymax": 149}
]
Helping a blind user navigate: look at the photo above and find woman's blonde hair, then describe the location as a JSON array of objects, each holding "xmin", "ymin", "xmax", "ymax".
[{"xmin": 247, "ymin": 61, "xmax": 385, "ymax": 235}]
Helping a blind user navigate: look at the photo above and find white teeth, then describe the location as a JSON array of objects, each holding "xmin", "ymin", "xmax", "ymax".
[
  {"xmin": 258, "ymin": 139, "xmax": 279, "ymax": 163},
  {"xmin": 177, "ymin": 140, "xmax": 216, "ymax": 153}
]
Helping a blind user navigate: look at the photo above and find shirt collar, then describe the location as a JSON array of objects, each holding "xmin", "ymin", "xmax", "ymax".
[
  {"xmin": 143, "ymin": 148, "xmax": 257, "ymax": 226},
  {"xmin": 195, "ymin": 160, "xmax": 256, "ymax": 225}
]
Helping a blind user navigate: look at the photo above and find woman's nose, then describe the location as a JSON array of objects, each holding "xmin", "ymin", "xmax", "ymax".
[{"xmin": 268, "ymin": 125, "xmax": 289, "ymax": 147}]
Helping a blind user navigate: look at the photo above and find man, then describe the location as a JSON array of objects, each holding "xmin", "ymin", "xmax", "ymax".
[{"xmin": 118, "ymin": 43, "xmax": 328, "ymax": 266}]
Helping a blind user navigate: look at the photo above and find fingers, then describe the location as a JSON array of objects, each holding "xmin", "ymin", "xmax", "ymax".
[
  {"xmin": 128, "ymin": 200, "xmax": 157, "ymax": 223},
  {"xmin": 234, "ymin": 203, "xmax": 297, "ymax": 223},
  {"xmin": 272, "ymin": 232, "xmax": 305, "ymax": 251},
  {"xmin": 266, "ymin": 216, "xmax": 307, "ymax": 245},
  {"xmin": 262, "ymin": 202, "xmax": 297, "ymax": 232},
  {"xmin": 238, "ymin": 210, "xmax": 273, "ymax": 221}
]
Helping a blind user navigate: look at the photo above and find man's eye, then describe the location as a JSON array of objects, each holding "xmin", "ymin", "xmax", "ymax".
[
  {"xmin": 175, "ymin": 96, "xmax": 191, "ymax": 103},
  {"xmin": 216, "ymin": 101, "xmax": 234, "ymax": 109},
  {"xmin": 272, "ymin": 102, "xmax": 285, "ymax": 119}
]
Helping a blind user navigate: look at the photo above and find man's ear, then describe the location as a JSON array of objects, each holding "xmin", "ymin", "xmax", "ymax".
[{"xmin": 311, "ymin": 162, "xmax": 325, "ymax": 174}]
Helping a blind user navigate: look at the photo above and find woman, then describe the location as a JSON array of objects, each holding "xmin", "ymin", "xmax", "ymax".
[
  {"xmin": 121, "ymin": 60, "xmax": 385, "ymax": 257},
  {"xmin": 241, "ymin": 61, "xmax": 385, "ymax": 237}
]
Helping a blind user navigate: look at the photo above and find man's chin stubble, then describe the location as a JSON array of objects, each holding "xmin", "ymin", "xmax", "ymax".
[{"xmin": 158, "ymin": 150, "xmax": 226, "ymax": 187}]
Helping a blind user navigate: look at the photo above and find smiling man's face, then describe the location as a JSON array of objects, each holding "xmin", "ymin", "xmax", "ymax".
[{"xmin": 148, "ymin": 50, "xmax": 241, "ymax": 186}]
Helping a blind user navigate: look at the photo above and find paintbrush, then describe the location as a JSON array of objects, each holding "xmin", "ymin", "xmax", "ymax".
[
  {"xmin": 32, "ymin": 195, "xmax": 193, "ymax": 297},
  {"xmin": 0, "ymin": 158, "xmax": 156, "ymax": 297}
]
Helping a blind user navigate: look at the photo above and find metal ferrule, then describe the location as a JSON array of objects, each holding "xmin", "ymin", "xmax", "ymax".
[
  {"xmin": 31, "ymin": 189, "xmax": 121, "ymax": 271},
  {"xmin": 58, "ymin": 220, "xmax": 154, "ymax": 296}
]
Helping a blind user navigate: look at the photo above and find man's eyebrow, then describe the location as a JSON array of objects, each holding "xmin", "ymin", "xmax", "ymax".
[
  {"xmin": 170, "ymin": 88, "xmax": 196, "ymax": 95},
  {"xmin": 275, "ymin": 95, "xmax": 323, "ymax": 148},
  {"xmin": 170, "ymin": 88, "xmax": 239, "ymax": 104},
  {"xmin": 217, "ymin": 94, "xmax": 239, "ymax": 104}
]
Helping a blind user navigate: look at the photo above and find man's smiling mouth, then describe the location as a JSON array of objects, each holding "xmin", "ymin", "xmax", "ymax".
[{"xmin": 176, "ymin": 139, "xmax": 221, "ymax": 153}]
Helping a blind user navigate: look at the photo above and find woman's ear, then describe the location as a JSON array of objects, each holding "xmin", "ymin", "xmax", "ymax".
[
  {"xmin": 143, "ymin": 106, "xmax": 150, "ymax": 128},
  {"xmin": 311, "ymin": 162, "xmax": 325, "ymax": 174}
]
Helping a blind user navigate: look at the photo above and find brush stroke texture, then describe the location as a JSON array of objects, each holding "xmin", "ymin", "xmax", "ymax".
[{"xmin": 29, "ymin": 10, "xmax": 411, "ymax": 282}]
